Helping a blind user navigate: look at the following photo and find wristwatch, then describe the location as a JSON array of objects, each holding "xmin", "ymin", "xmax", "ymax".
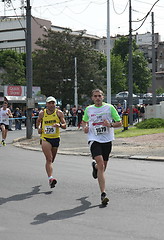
[{"xmin": 110, "ymin": 123, "xmax": 114, "ymax": 128}]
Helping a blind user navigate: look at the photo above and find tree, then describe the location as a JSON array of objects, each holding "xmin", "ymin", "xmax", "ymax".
[
  {"xmin": 0, "ymin": 50, "xmax": 25, "ymax": 85},
  {"xmin": 124, "ymin": 51, "xmax": 151, "ymax": 93},
  {"xmin": 112, "ymin": 36, "xmax": 138, "ymax": 61},
  {"xmin": 111, "ymin": 54, "xmax": 126, "ymax": 94},
  {"xmin": 33, "ymin": 30, "xmax": 107, "ymax": 107},
  {"xmin": 112, "ymin": 36, "xmax": 151, "ymax": 93}
]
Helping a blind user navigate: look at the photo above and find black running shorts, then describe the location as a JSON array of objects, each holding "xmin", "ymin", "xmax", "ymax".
[
  {"xmin": 43, "ymin": 137, "xmax": 60, "ymax": 148},
  {"xmin": 0, "ymin": 123, "xmax": 9, "ymax": 130},
  {"xmin": 89, "ymin": 141, "xmax": 112, "ymax": 161}
]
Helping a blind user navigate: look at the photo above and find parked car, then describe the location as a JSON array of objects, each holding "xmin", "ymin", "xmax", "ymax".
[
  {"xmin": 158, "ymin": 93, "xmax": 164, "ymax": 98},
  {"xmin": 143, "ymin": 93, "xmax": 152, "ymax": 98},
  {"xmin": 115, "ymin": 91, "xmax": 138, "ymax": 98}
]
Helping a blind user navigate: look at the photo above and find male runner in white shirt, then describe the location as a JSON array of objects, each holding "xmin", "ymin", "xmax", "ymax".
[{"xmin": 82, "ymin": 89, "xmax": 122, "ymax": 206}]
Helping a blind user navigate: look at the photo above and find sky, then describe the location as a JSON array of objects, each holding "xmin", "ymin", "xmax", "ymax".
[{"xmin": 0, "ymin": 0, "xmax": 164, "ymax": 40}]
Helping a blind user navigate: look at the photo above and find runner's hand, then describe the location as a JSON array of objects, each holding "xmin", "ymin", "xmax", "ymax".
[
  {"xmin": 83, "ymin": 126, "xmax": 89, "ymax": 133},
  {"xmin": 103, "ymin": 120, "xmax": 110, "ymax": 127},
  {"xmin": 38, "ymin": 128, "xmax": 42, "ymax": 134}
]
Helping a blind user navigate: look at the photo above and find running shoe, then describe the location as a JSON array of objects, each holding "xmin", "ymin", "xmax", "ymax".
[
  {"xmin": 92, "ymin": 161, "xmax": 97, "ymax": 179},
  {"xmin": 1, "ymin": 140, "xmax": 6, "ymax": 146},
  {"xmin": 49, "ymin": 178, "xmax": 57, "ymax": 188},
  {"xmin": 101, "ymin": 192, "xmax": 109, "ymax": 206}
]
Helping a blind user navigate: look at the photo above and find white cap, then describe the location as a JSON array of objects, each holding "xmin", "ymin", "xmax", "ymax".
[{"xmin": 46, "ymin": 96, "xmax": 56, "ymax": 103}]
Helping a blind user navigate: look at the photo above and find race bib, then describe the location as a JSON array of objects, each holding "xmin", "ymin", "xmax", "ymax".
[
  {"xmin": 44, "ymin": 126, "xmax": 56, "ymax": 134},
  {"xmin": 93, "ymin": 125, "xmax": 108, "ymax": 135}
]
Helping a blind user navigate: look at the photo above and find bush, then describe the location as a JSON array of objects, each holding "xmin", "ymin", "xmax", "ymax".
[{"xmin": 136, "ymin": 118, "xmax": 164, "ymax": 129}]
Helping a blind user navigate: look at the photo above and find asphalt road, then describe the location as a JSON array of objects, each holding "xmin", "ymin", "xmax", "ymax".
[{"xmin": 1, "ymin": 129, "xmax": 164, "ymax": 240}]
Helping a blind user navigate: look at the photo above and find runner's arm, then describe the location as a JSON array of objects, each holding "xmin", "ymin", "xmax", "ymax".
[
  {"xmin": 56, "ymin": 110, "xmax": 67, "ymax": 129},
  {"xmin": 82, "ymin": 108, "xmax": 89, "ymax": 133},
  {"xmin": 36, "ymin": 111, "xmax": 44, "ymax": 134},
  {"xmin": 7, "ymin": 109, "xmax": 13, "ymax": 118},
  {"xmin": 111, "ymin": 105, "xmax": 122, "ymax": 128},
  {"xmin": 82, "ymin": 121, "xmax": 89, "ymax": 133}
]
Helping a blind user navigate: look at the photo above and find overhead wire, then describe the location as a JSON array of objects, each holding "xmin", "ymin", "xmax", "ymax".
[
  {"xmin": 132, "ymin": 0, "xmax": 160, "ymax": 32},
  {"xmin": 10, "ymin": 0, "xmax": 26, "ymax": 32},
  {"xmin": 111, "ymin": 0, "xmax": 129, "ymax": 15}
]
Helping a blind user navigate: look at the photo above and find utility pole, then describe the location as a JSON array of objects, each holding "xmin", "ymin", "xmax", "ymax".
[
  {"xmin": 128, "ymin": 0, "xmax": 133, "ymax": 125},
  {"xmin": 26, "ymin": 0, "xmax": 34, "ymax": 139},
  {"xmin": 74, "ymin": 57, "xmax": 78, "ymax": 107},
  {"xmin": 151, "ymin": 12, "xmax": 156, "ymax": 105},
  {"xmin": 106, "ymin": 0, "xmax": 111, "ymax": 103}
]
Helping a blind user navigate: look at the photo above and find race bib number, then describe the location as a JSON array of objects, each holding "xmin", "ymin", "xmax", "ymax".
[
  {"xmin": 44, "ymin": 126, "xmax": 56, "ymax": 134},
  {"xmin": 93, "ymin": 125, "xmax": 108, "ymax": 135}
]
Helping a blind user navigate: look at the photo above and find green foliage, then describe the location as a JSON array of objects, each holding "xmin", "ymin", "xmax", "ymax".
[
  {"xmin": 112, "ymin": 36, "xmax": 138, "ymax": 61},
  {"xmin": 111, "ymin": 54, "xmax": 126, "ymax": 93},
  {"xmin": 156, "ymin": 87, "xmax": 164, "ymax": 94},
  {"xmin": 124, "ymin": 50, "xmax": 151, "ymax": 93},
  {"xmin": 0, "ymin": 49, "xmax": 25, "ymax": 85},
  {"xmin": 115, "ymin": 126, "xmax": 164, "ymax": 138},
  {"xmin": 33, "ymin": 30, "xmax": 107, "ymax": 107},
  {"xmin": 111, "ymin": 36, "xmax": 151, "ymax": 93},
  {"xmin": 136, "ymin": 118, "xmax": 164, "ymax": 129}
]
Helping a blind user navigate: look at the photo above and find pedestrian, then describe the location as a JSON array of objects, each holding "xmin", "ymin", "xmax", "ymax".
[
  {"xmin": 13, "ymin": 107, "xmax": 22, "ymax": 130},
  {"xmin": 0, "ymin": 101, "xmax": 13, "ymax": 146},
  {"xmin": 33, "ymin": 108, "xmax": 39, "ymax": 129},
  {"xmin": 36, "ymin": 96, "xmax": 66, "ymax": 188},
  {"xmin": 132, "ymin": 105, "xmax": 139, "ymax": 123},
  {"xmin": 8, "ymin": 105, "xmax": 14, "ymax": 131},
  {"xmin": 140, "ymin": 104, "xmax": 145, "ymax": 121},
  {"xmin": 82, "ymin": 89, "xmax": 122, "ymax": 205},
  {"xmin": 68, "ymin": 108, "xmax": 73, "ymax": 127},
  {"xmin": 72, "ymin": 105, "xmax": 77, "ymax": 126},
  {"xmin": 116, "ymin": 103, "xmax": 123, "ymax": 118},
  {"xmin": 76, "ymin": 106, "xmax": 84, "ymax": 129}
]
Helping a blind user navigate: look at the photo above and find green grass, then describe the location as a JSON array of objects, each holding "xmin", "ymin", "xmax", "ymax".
[{"xmin": 114, "ymin": 127, "xmax": 164, "ymax": 138}]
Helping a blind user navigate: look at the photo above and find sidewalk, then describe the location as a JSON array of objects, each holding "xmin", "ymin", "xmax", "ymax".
[{"xmin": 13, "ymin": 126, "xmax": 164, "ymax": 161}]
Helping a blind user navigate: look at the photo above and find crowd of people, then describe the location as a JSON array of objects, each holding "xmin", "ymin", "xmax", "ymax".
[
  {"xmin": 0, "ymin": 101, "xmax": 145, "ymax": 135},
  {"xmin": 115, "ymin": 102, "xmax": 145, "ymax": 123}
]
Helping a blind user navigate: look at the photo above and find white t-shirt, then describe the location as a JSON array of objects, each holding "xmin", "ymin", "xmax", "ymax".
[
  {"xmin": 0, "ymin": 107, "xmax": 10, "ymax": 125},
  {"xmin": 83, "ymin": 103, "xmax": 121, "ymax": 143}
]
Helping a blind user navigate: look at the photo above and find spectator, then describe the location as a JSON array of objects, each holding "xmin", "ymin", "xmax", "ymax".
[
  {"xmin": 68, "ymin": 108, "xmax": 73, "ymax": 127},
  {"xmin": 13, "ymin": 107, "xmax": 22, "ymax": 130},
  {"xmin": 33, "ymin": 108, "xmax": 39, "ymax": 129},
  {"xmin": 116, "ymin": 103, "xmax": 123, "ymax": 118},
  {"xmin": 133, "ymin": 105, "xmax": 139, "ymax": 123},
  {"xmin": 72, "ymin": 105, "xmax": 77, "ymax": 126},
  {"xmin": 76, "ymin": 106, "xmax": 84, "ymax": 129},
  {"xmin": 8, "ymin": 105, "xmax": 14, "ymax": 131},
  {"xmin": 140, "ymin": 104, "xmax": 145, "ymax": 121}
]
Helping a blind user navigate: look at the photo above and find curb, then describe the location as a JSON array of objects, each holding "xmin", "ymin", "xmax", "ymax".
[
  {"xmin": 112, "ymin": 154, "xmax": 164, "ymax": 162},
  {"xmin": 13, "ymin": 138, "xmax": 164, "ymax": 161}
]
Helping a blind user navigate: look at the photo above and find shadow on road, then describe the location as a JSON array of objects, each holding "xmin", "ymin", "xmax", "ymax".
[
  {"xmin": 31, "ymin": 196, "xmax": 99, "ymax": 225},
  {"xmin": 0, "ymin": 185, "xmax": 41, "ymax": 205}
]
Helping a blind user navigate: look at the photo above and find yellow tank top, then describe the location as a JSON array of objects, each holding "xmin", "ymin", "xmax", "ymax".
[{"xmin": 41, "ymin": 108, "xmax": 60, "ymax": 139}]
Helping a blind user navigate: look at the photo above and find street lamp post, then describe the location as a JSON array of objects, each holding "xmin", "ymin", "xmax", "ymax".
[
  {"xmin": 26, "ymin": 0, "xmax": 34, "ymax": 139},
  {"xmin": 74, "ymin": 57, "xmax": 78, "ymax": 107},
  {"xmin": 152, "ymin": 12, "xmax": 156, "ymax": 105},
  {"xmin": 128, "ymin": 0, "xmax": 133, "ymax": 125},
  {"xmin": 106, "ymin": 0, "xmax": 111, "ymax": 103}
]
